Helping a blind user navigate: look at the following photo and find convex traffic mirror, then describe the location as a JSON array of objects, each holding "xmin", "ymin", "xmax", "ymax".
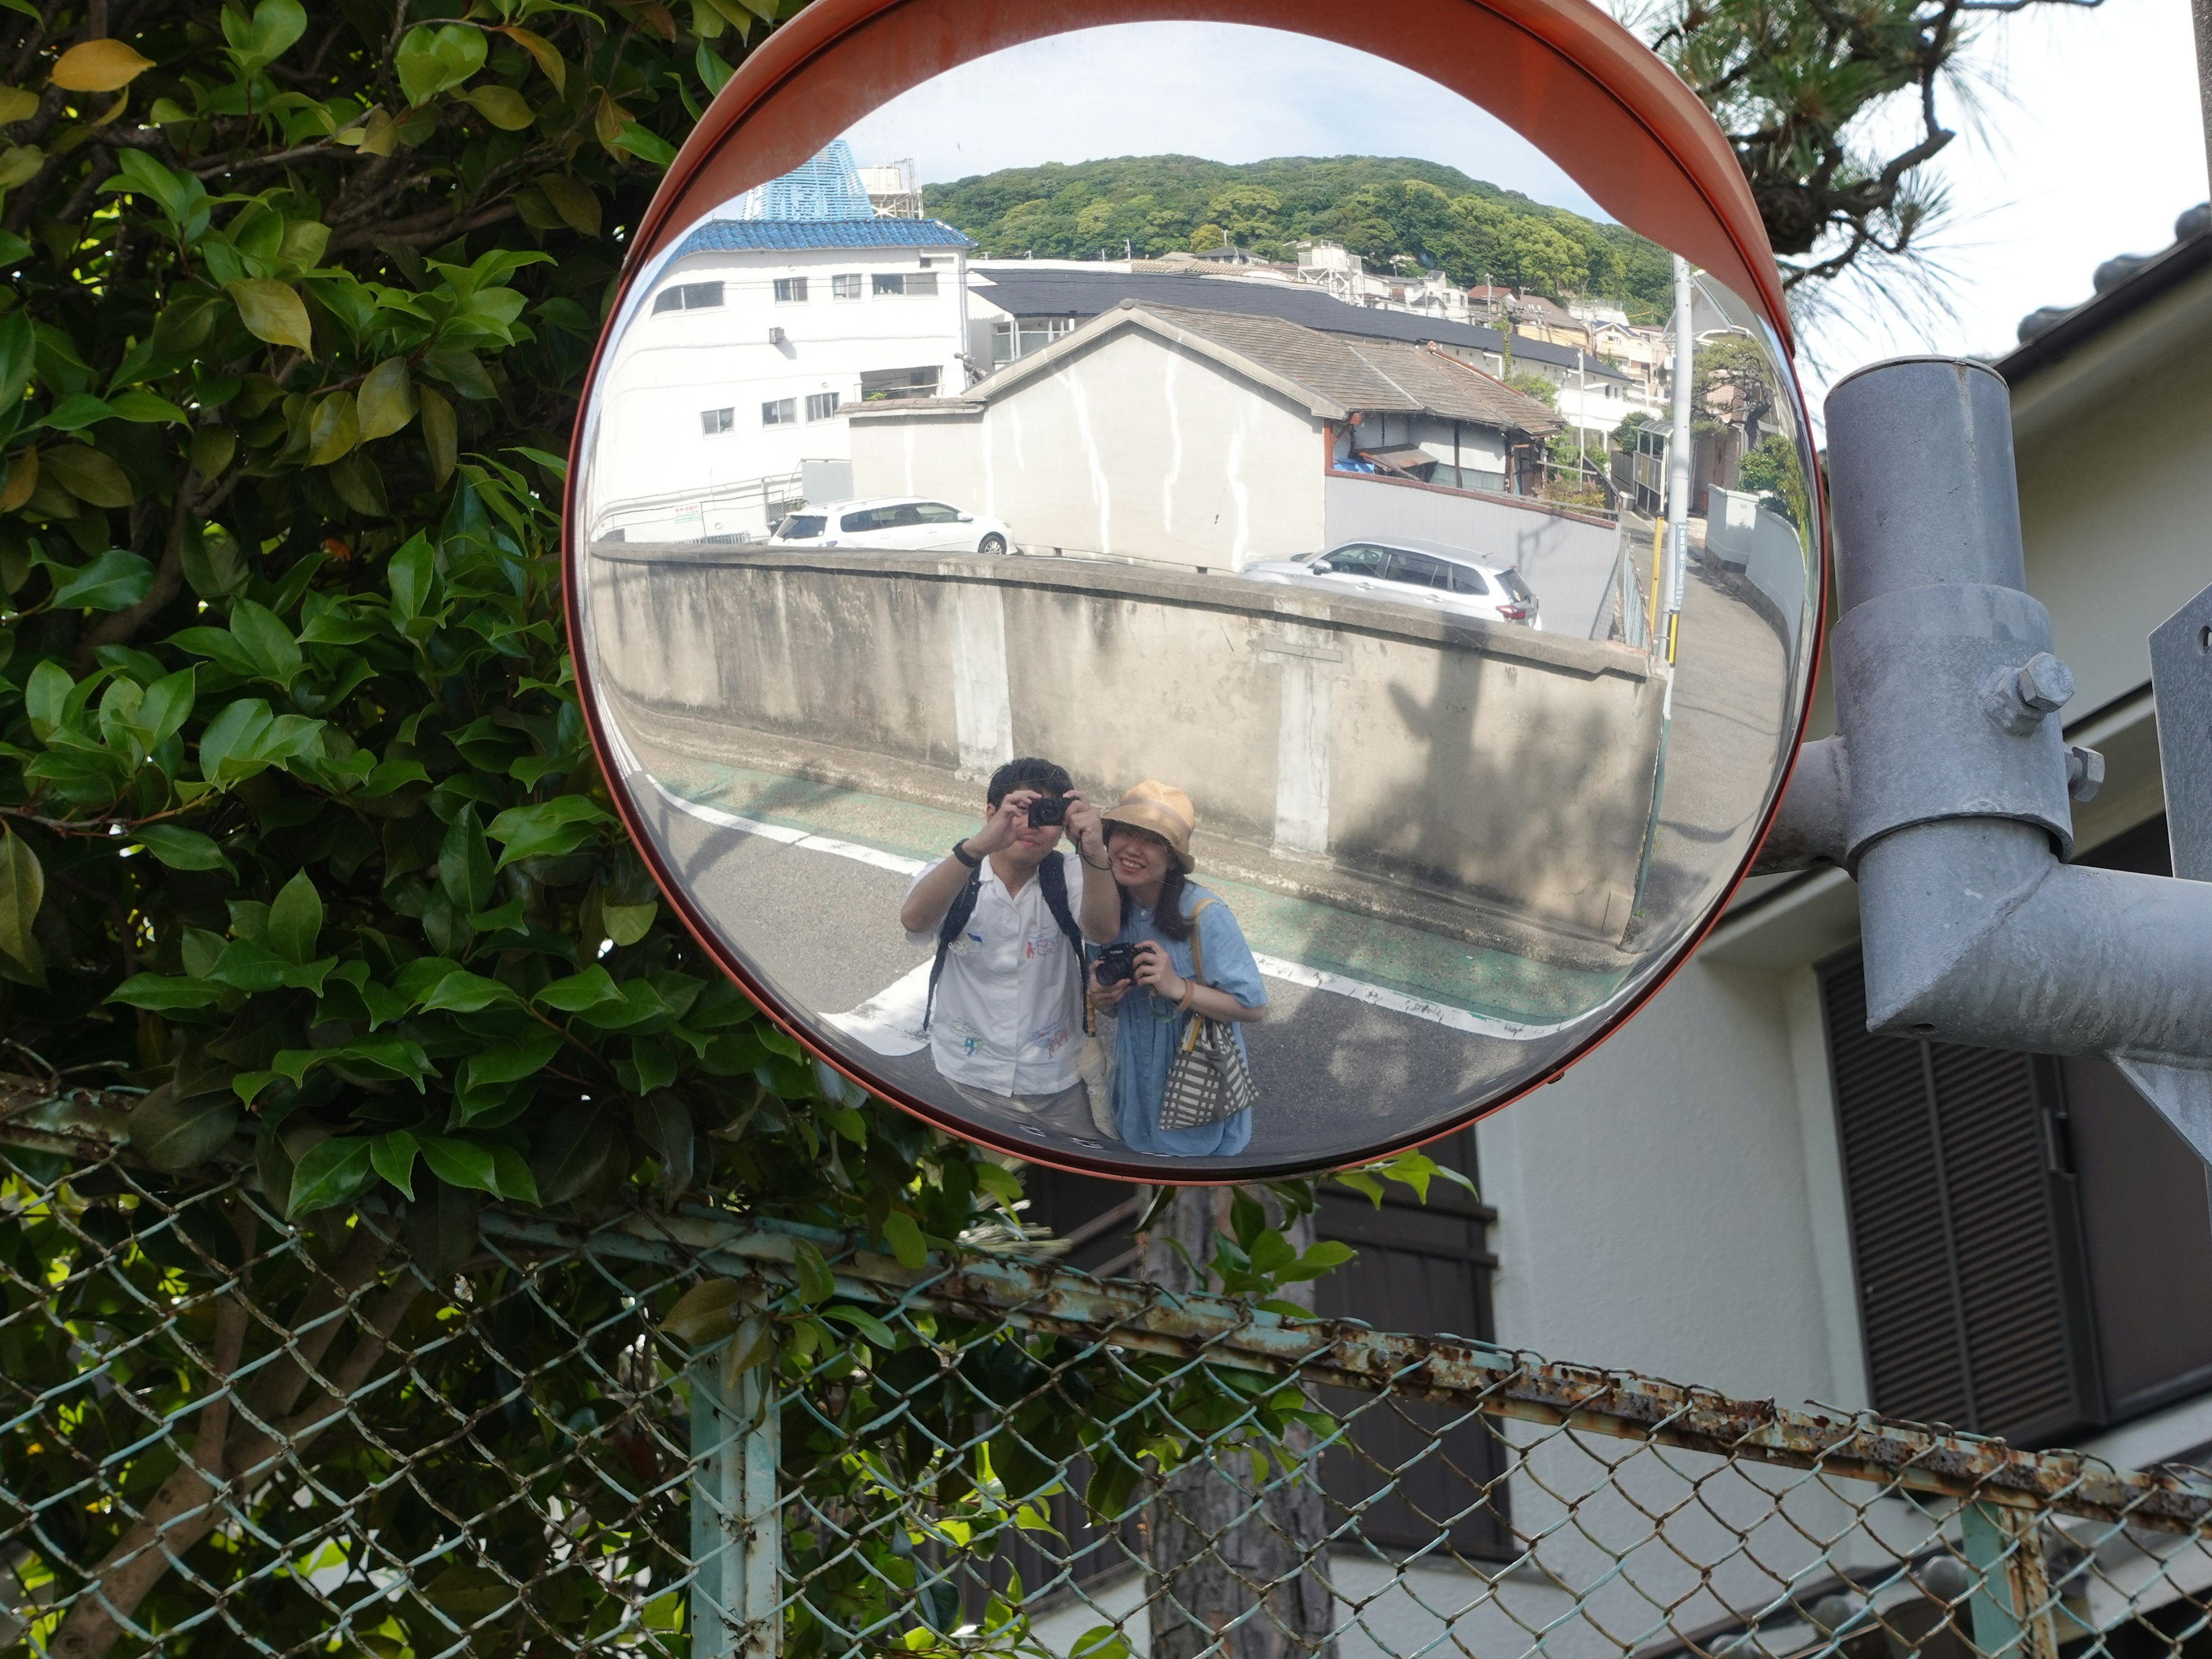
[{"xmin": 569, "ymin": 3, "xmax": 1823, "ymax": 1177}]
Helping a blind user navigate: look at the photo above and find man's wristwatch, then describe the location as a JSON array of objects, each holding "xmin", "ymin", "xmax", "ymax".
[{"xmin": 951, "ymin": 839, "xmax": 982, "ymax": 869}]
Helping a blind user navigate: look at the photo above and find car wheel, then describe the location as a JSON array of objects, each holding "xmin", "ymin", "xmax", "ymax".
[{"xmin": 978, "ymin": 533, "xmax": 1009, "ymax": 556}]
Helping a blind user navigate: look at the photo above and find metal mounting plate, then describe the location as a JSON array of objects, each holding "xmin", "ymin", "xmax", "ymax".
[{"xmin": 2149, "ymin": 581, "xmax": 2212, "ymax": 882}]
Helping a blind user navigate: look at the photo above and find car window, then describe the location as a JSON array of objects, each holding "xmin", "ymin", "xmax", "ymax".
[
  {"xmin": 881, "ymin": 504, "xmax": 924, "ymax": 530},
  {"xmin": 1495, "ymin": 567, "xmax": 1535, "ymax": 603},
  {"xmin": 777, "ymin": 514, "xmax": 826, "ymax": 539},
  {"xmin": 1317, "ymin": 545, "xmax": 1386, "ymax": 577},
  {"xmin": 1382, "ymin": 551, "xmax": 1450, "ymax": 588},
  {"xmin": 839, "ymin": 510, "xmax": 876, "ymax": 533},
  {"xmin": 1449, "ymin": 563, "xmax": 1492, "ymax": 596},
  {"xmin": 912, "ymin": 502, "xmax": 963, "ymax": 523}
]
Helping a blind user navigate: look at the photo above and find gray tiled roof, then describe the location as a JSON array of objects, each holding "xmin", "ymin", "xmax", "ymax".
[
  {"xmin": 862, "ymin": 302, "xmax": 1567, "ymax": 435},
  {"xmin": 1139, "ymin": 305, "xmax": 1563, "ymax": 434},
  {"xmin": 969, "ymin": 265, "xmax": 1628, "ymax": 382}
]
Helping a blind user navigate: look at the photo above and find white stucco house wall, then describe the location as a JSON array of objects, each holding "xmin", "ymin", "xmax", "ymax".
[{"xmin": 589, "ymin": 141, "xmax": 973, "ymax": 544}]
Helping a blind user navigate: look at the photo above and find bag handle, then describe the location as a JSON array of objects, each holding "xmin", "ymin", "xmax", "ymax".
[{"xmin": 1179, "ymin": 896, "xmax": 1217, "ymax": 1055}]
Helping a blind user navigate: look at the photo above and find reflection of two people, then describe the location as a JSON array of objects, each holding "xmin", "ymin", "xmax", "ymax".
[{"xmin": 897, "ymin": 760, "xmax": 1266, "ymax": 1156}]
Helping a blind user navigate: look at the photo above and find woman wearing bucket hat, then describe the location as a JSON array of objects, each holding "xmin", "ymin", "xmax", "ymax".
[{"xmin": 1091, "ymin": 781, "xmax": 1267, "ymax": 1157}]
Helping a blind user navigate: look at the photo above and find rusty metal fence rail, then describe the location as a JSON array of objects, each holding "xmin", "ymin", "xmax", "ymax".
[{"xmin": 5, "ymin": 1087, "xmax": 2212, "ymax": 1659}]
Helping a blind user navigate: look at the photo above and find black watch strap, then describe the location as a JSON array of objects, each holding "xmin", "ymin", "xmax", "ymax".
[{"xmin": 951, "ymin": 839, "xmax": 982, "ymax": 869}]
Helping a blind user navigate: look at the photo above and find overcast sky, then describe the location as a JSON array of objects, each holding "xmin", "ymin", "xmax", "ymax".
[{"xmin": 837, "ymin": 8, "xmax": 2209, "ymax": 412}]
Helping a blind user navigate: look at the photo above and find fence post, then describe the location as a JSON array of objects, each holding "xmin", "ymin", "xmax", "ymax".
[
  {"xmin": 1960, "ymin": 1502, "xmax": 2058, "ymax": 1659},
  {"xmin": 690, "ymin": 1334, "xmax": 779, "ymax": 1659}
]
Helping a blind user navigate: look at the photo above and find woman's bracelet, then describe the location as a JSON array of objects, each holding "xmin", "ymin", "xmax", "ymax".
[{"xmin": 1176, "ymin": 979, "xmax": 1198, "ymax": 1013}]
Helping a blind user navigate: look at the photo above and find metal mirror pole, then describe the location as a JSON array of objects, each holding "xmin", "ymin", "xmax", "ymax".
[
  {"xmin": 1756, "ymin": 357, "xmax": 2212, "ymax": 1158},
  {"xmin": 1665, "ymin": 256, "xmax": 1696, "ymax": 671}
]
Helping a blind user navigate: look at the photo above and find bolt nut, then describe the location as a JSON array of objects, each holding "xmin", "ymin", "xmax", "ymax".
[
  {"xmin": 2067, "ymin": 745, "xmax": 2105, "ymax": 802},
  {"xmin": 2016, "ymin": 652, "xmax": 2075, "ymax": 714},
  {"xmin": 1983, "ymin": 653, "xmax": 2077, "ymax": 734}
]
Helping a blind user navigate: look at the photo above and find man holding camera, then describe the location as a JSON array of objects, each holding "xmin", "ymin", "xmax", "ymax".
[{"xmin": 899, "ymin": 757, "xmax": 1120, "ymax": 1139}]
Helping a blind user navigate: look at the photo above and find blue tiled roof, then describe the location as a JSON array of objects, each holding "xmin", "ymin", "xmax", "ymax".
[{"xmin": 672, "ymin": 217, "xmax": 975, "ymax": 256}]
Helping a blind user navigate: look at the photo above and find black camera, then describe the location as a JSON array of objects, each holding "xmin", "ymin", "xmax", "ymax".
[
  {"xmin": 1025, "ymin": 794, "xmax": 1069, "ymax": 827},
  {"xmin": 1094, "ymin": 943, "xmax": 1139, "ymax": 987}
]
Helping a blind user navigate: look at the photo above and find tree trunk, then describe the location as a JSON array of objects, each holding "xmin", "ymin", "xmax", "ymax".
[{"xmin": 1141, "ymin": 1188, "xmax": 1337, "ymax": 1659}]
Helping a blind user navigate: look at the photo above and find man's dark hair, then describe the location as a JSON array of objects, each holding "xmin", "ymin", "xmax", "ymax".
[{"xmin": 986, "ymin": 756, "xmax": 1072, "ymax": 808}]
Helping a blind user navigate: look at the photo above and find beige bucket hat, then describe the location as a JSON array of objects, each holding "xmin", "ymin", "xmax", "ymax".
[{"xmin": 1100, "ymin": 781, "xmax": 1197, "ymax": 872}]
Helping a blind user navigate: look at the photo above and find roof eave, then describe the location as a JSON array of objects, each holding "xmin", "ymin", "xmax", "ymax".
[{"xmin": 1995, "ymin": 232, "xmax": 2212, "ymax": 385}]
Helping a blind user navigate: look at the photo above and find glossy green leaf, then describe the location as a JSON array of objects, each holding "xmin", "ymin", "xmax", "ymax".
[
  {"xmin": 108, "ymin": 971, "xmax": 224, "ymax": 1009},
  {"xmin": 370, "ymin": 1128, "xmax": 419, "ymax": 1200},
  {"xmin": 41, "ymin": 445, "xmax": 134, "ymax": 506},
  {"xmin": 882, "ymin": 1211, "xmax": 927, "ymax": 1270},
  {"xmin": 50, "ymin": 548, "xmax": 153, "ymax": 610},
  {"xmin": 485, "ymin": 795, "xmax": 612, "ymax": 868},
  {"xmin": 463, "ymin": 85, "xmax": 534, "ymax": 130},
  {"xmin": 418, "ymin": 1133, "xmax": 500, "ymax": 1196},
  {"xmin": 228, "ymin": 278, "xmax": 314, "ymax": 353},
  {"xmin": 0, "ymin": 825, "xmax": 43, "ymax": 987},
  {"xmin": 266, "ymin": 870, "xmax": 324, "ymax": 965},
  {"xmin": 357, "ymin": 357, "xmax": 414, "ymax": 440},
  {"xmin": 287, "ymin": 1135, "xmax": 376, "ymax": 1216},
  {"xmin": 418, "ymin": 969, "xmax": 518, "ymax": 1013},
  {"xmin": 134, "ymin": 824, "xmax": 233, "ymax": 873}
]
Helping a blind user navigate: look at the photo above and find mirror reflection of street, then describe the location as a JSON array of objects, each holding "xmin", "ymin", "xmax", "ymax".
[{"xmin": 570, "ymin": 23, "xmax": 1819, "ymax": 1173}]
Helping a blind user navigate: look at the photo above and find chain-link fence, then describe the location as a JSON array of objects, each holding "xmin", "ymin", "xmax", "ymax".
[{"xmin": 6, "ymin": 1086, "xmax": 2212, "ymax": 1659}]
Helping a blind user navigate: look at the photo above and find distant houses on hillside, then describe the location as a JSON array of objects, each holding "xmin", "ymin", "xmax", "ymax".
[{"xmin": 590, "ymin": 143, "xmax": 1782, "ymax": 565}]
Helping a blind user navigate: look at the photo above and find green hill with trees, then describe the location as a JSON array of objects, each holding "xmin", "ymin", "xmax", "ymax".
[{"xmin": 923, "ymin": 155, "xmax": 1674, "ymax": 317}]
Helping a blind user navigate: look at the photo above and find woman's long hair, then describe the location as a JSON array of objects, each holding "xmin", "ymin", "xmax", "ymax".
[{"xmin": 1109, "ymin": 825, "xmax": 1193, "ymax": 942}]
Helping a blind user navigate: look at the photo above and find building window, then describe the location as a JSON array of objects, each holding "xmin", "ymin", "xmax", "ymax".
[
  {"xmin": 653, "ymin": 281, "xmax": 725, "ymax": 314},
  {"xmin": 990, "ymin": 317, "xmax": 1076, "ymax": 367},
  {"xmin": 859, "ymin": 366, "xmax": 940, "ymax": 402},
  {"xmin": 700, "ymin": 407, "xmax": 733, "ymax": 435},
  {"xmin": 872, "ymin": 272, "xmax": 939, "ymax": 297},
  {"xmin": 760, "ymin": 399, "xmax": 796, "ymax": 426},
  {"xmin": 831, "ymin": 273, "xmax": 862, "ymax": 300},
  {"xmin": 805, "ymin": 391, "xmax": 840, "ymax": 422},
  {"xmin": 773, "ymin": 276, "xmax": 809, "ymax": 302}
]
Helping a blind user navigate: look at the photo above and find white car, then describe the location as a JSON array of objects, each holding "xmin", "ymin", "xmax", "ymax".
[
  {"xmin": 768, "ymin": 497, "xmax": 1016, "ymax": 556},
  {"xmin": 1242, "ymin": 537, "xmax": 1541, "ymax": 627}
]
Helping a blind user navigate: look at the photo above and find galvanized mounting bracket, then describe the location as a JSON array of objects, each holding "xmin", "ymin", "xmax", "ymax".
[{"xmin": 1754, "ymin": 359, "xmax": 2212, "ymax": 1164}]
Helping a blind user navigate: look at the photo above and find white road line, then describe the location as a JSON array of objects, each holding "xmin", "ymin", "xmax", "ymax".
[{"xmin": 646, "ymin": 778, "xmax": 1578, "ymax": 1040}]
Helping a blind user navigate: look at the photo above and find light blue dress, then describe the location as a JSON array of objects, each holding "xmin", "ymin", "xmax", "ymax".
[{"xmin": 1107, "ymin": 885, "xmax": 1266, "ymax": 1157}]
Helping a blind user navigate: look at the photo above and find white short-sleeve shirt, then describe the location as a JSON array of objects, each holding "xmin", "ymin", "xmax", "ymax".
[{"xmin": 903, "ymin": 849, "xmax": 1086, "ymax": 1096}]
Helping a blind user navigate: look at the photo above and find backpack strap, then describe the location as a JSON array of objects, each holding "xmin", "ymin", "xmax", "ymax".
[
  {"xmin": 921, "ymin": 861, "xmax": 984, "ymax": 1033},
  {"xmin": 1037, "ymin": 853, "xmax": 1094, "ymax": 1036}
]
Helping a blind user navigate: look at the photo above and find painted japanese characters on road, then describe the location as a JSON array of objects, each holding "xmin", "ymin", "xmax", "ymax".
[{"xmin": 567, "ymin": 14, "xmax": 1821, "ymax": 1177}]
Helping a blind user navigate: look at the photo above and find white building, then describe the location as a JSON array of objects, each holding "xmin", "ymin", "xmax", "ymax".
[{"xmin": 589, "ymin": 141, "xmax": 972, "ymax": 544}]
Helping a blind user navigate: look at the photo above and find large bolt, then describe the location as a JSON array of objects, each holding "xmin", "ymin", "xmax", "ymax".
[
  {"xmin": 1984, "ymin": 652, "xmax": 2076, "ymax": 734},
  {"xmin": 2016, "ymin": 652, "xmax": 2075, "ymax": 714},
  {"xmin": 2067, "ymin": 745, "xmax": 2105, "ymax": 801}
]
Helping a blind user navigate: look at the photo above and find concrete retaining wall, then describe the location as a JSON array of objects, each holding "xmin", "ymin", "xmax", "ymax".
[
  {"xmin": 585, "ymin": 546, "xmax": 1666, "ymax": 943},
  {"xmin": 1705, "ymin": 486, "xmax": 1809, "ymax": 652}
]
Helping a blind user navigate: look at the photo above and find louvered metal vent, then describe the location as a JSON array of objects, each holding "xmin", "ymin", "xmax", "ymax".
[{"xmin": 1820, "ymin": 950, "xmax": 2098, "ymax": 1445}]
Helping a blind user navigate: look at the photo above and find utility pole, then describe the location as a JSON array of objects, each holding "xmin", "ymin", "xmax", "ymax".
[{"xmin": 1664, "ymin": 256, "xmax": 1695, "ymax": 666}]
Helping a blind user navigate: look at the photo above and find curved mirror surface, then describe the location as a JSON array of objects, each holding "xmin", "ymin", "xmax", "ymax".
[{"xmin": 573, "ymin": 23, "xmax": 1819, "ymax": 1175}]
